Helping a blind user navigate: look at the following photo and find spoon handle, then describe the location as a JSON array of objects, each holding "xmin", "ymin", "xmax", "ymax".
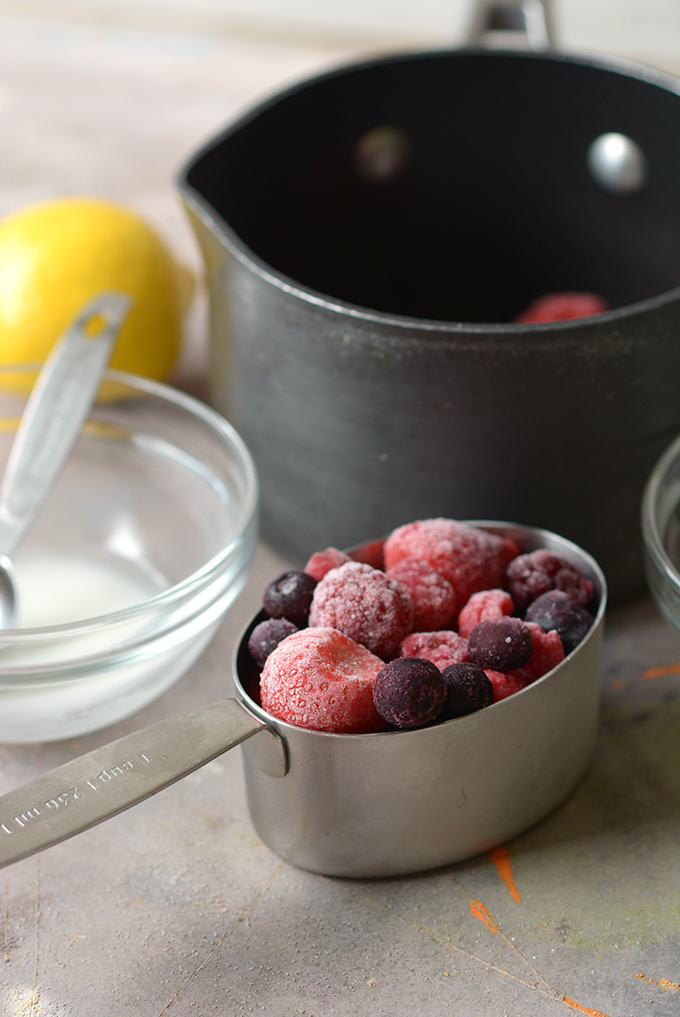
[
  {"xmin": 0, "ymin": 699, "xmax": 286, "ymax": 869},
  {"xmin": 0, "ymin": 292, "xmax": 131, "ymax": 557}
]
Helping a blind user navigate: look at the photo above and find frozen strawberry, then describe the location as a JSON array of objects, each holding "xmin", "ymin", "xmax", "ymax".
[
  {"xmin": 514, "ymin": 292, "xmax": 609, "ymax": 323},
  {"xmin": 309, "ymin": 561, "xmax": 413, "ymax": 660},
  {"xmin": 372, "ymin": 657, "xmax": 446, "ymax": 729},
  {"xmin": 400, "ymin": 630, "xmax": 470, "ymax": 671},
  {"xmin": 504, "ymin": 622, "xmax": 565, "ymax": 685},
  {"xmin": 384, "ymin": 518, "xmax": 518, "ymax": 610},
  {"xmin": 386, "ymin": 556, "xmax": 457, "ymax": 631},
  {"xmin": 260, "ymin": 626, "xmax": 386, "ymax": 733},
  {"xmin": 304, "ymin": 547, "xmax": 352, "ymax": 582},
  {"xmin": 506, "ymin": 549, "xmax": 594, "ymax": 613},
  {"xmin": 458, "ymin": 589, "xmax": 515, "ymax": 638},
  {"xmin": 484, "ymin": 669, "xmax": 526, "ymax": 702}
]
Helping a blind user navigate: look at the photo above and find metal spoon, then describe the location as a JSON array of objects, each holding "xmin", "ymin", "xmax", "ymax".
[{"xmin": 0, "ymin": 292, "xmax": 131, "ymax": 629}]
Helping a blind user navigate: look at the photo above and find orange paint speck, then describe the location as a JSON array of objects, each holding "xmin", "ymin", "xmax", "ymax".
[
  {"xmin": 489, "ymin": 845, "xmax": 521, "ymax": 902},
  {"xmin": 563, "ymin": 995, "xmax": 612, "ymax": 1017},
  {"xmin": 634, "ymin": 972, "xmax": 679, "ymax": 990},
  {"xmin": 641, "ymin": 660, "xmax": 680, "ymax": 679},
  {"xmin": 469, "ymin": 899, "xmax": 498, "ymax": 934}
]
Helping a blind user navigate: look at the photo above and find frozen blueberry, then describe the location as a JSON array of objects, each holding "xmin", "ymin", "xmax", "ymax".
[
  {"xmin": 372, "ymin": 657, "xmax": 446, "ymax": 729},
  {"xmin": 248, "ymin": 618, "xmax": 298, "ymax": 668},
  {"xmin": 263, "ymin": 570, "xmax": 317, "ymax": 626},
  {"xmin": 525, "ymin": 590, "xmax": 592, "ymax": 655},
  {"xmin": 467, "ymin": 617, "xmax": 534, "ymax": 672},
  {"xmin": 440, "ymin": 662, "xmax": 493, "ymax": 719}
]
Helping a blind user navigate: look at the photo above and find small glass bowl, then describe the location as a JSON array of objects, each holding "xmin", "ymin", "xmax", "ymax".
[
  {"xmin": 642, "ymin": 432, "xmax": 680, "ymax": 632},
  {"xmin": 0, "ymin": 367, "xmax": 258, "ymax": 742}
]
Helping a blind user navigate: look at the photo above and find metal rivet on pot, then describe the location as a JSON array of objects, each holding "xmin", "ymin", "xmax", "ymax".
[
  {"xmin": 586, "ymin": 132, "xmax": 648, "ymax": 194},
  {"xmin": 354, "ymin": 126, "xmax": 411, "ymax": 182}
]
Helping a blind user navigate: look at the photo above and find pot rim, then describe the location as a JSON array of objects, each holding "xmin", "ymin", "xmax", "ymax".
[{"xmin": 178, "ymin": 45, "xmax": 680, "ymax": 336}]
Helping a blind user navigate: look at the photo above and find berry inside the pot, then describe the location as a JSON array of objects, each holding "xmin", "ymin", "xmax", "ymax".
[{"xmin": 514, "ymin": 291, "xmax": 609, "ymax": 323}]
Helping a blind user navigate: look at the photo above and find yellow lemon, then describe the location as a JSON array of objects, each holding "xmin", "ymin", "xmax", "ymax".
[{"xmin": 0, "ymin": 196, "xmax": 194, "ymax": 383}]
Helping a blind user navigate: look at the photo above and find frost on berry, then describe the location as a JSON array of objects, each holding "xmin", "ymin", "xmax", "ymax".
[
  {"xmin": 384, "ymin": 518, "xmax": 518, "ymax": 610},
  {"xmin": 309, "ymin": 561, "xmax": 413, "ymax": 660},
  {"xmin": 400, "ymin": 630, "xmax": 470, "ymax": 671},
  {"xmin": 458, "ymin": 589, "xmax": 514, "ymax": 638},
  {"xmin": 386, "ymin": 556, "xmax": 456, "ymax": 631},
  {"xmin": 304, "ymin": 547, "xmax": 352, "ymax": 582},
  {"xmin": 260, "ymin": 626, "xmax": 386, "ymax": 733}
]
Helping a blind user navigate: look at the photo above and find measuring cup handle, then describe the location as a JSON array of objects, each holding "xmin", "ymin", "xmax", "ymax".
[
  {"xmin": 0, "ymin": 698, "xmax": 287, "ymax": 869},
  {"xmin": 466, "ymin": 0, "xmax": 555, "ymax": 49},
  {"xmin": 0, "ymin": 292, "xmax": 131, "ymax": 558}
]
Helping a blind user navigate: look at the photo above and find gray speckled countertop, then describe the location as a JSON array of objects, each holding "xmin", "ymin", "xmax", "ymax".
[
  {"xmin": 0, "ymin": 11, "xmax": 679, "ymax": 1017},
  {"xmin": 2, "ymin": 558, "xmax": 680, "ymax": 1017}
]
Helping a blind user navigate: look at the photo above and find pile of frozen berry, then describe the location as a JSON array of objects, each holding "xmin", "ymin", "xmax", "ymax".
[{"xmin": 246, "ymin": 518, "xmax": 598, "ymax": 735}]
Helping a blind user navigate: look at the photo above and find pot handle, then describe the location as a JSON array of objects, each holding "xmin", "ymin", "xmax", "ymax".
[
  {"xmin": 0, "ymin": 698, "xmax": 287, "ymax": 869},
  {"xmin": 467, "ymin": 0, "xmax": 555, "ymax": 49}
]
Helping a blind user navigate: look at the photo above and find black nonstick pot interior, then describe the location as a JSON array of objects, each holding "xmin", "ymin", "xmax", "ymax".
[{"xmin": 187, "ymin": 49, "xmax": 680, "ymax": 324}]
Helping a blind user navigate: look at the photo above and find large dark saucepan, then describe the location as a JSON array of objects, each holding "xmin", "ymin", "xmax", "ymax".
[{"xmin": 178, "ymin": 8, "xmax": 680, "ymax": 601}]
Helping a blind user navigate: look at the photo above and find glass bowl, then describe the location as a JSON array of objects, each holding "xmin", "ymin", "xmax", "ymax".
[
  {"xmin": 642, "ymin": 432, "xmax": 680, "ymax": 632},
  {"xmin": 0, "ymin": 366, "xmax": 258, "ymax": 742}
]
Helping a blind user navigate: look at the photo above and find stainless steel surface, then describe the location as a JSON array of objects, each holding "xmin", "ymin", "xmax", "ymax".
[
  {"xmin": 0, "ymin": 699, "xmax": 284, "ymax": 869},
  {"xmin": 467, "ymin": 0, "xmax": 555, "ymax": 49},
  {"xmin": 0, "ymin": 291, "xmax": 130, "ymax": 628},
  {"xmin": 586, "ymin": 131, "xmax": 648, "ymax": 194},
  {"xmin": 235, "ymin": 522, "xmax": 607, "ymax": 877}
]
